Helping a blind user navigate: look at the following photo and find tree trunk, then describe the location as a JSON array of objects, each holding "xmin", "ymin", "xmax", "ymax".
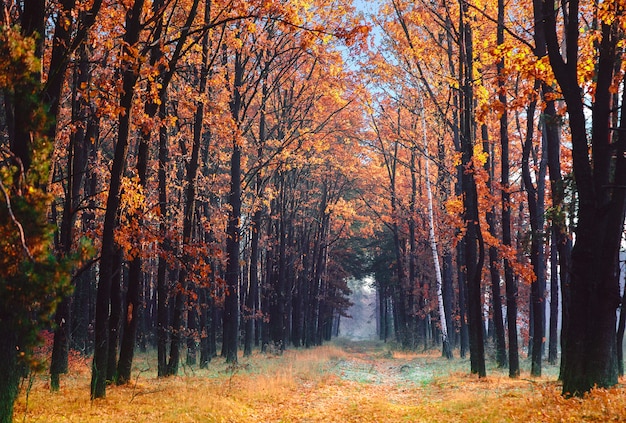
[
  {"xmin": 420, "ymin": 94, "xmax": 452, "ymax": 359},
  {"xmin": 186, "ymin": 305, "xmax": 198, "ymax": 366},
  {"xmin": 106, "ymin": 250, "xmax": 123, "ymax": 383},
  {"xmin": 617, "ymin": 292, "xmax": 626, "ymax": 376},
  {"xmin": 167, "ymin": 46, "xmax": 204, "ymax": 373},
  {"xmin": 548, "ymin": 229, "xmax": 559, "ymax": 365},
  {"xmin": 223, "ymin": 48, "xmax": 244, "ymax": 363},
  {"xmin": 0, "ymin": 330, "xmax": 20, "ymax": 423},
  {"xmin": 520, "ymin": 91, "xmax": 547, "ymax": 377},
  {"xmin": 245, "ymin": 207, "xmax": 262, "ymax": 355},
  {"xmin": 497, "ymin": 0, "xmax": 519, "ymax": 378},
  {"xmin": 460, "ymin": 0, "xmax": 485, "ymax": 377},
  {"xmin": 117, "ymin": 0, "xmax": 171, "ymax": 384},
  {"xmin": 10, "ymin": 0, "xmax": 44, "ymax": 176},
  {"xmin": 50, "ymin": 3, "xmax": 92, "ymax": 392},
  {"xmin": 481, "ymin": 124, "xmax": 507, "ymax": 368},
  {"xmin": 540, "ymin": 0, "xmax": 625, "ymax": 395},
  {"xmin": 91, "ymin": 0, "xmax": 144, "ymax": 398},
  {"xmin": 532, "ymin": 0, "xmax": 569, "ymax": 373},
  {"xmin": 156, "ymin": 97, "xmax": 170, "ymax": 377}
]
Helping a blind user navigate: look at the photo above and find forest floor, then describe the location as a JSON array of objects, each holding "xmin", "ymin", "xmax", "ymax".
[{"xmin": 14, "ymin": 339, "xmax": 626, "ymax": 422}]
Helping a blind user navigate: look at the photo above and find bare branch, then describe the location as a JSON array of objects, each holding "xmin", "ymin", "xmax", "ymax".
[{"xmin": 0, "ymin": 178, "xmax": 33, "ymax": 261}]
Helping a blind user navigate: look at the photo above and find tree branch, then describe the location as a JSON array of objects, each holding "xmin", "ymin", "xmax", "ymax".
[{"xmin": 0, "ymin": 178, "xmax": 33, "ymax": 261}]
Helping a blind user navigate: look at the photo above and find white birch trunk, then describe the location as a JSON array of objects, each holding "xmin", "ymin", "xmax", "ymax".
[{"xmin": 420, "ymin": 93, "xmax": 451, "ymax": 357}]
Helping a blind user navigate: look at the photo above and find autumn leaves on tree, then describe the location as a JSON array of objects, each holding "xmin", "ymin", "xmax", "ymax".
[{"xmin": 1, "ymin": 0, "xmax": 626, "ymax": 419}]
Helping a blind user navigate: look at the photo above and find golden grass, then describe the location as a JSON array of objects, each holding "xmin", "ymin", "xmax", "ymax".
[{"xmin": 13, "ymin": 343, "xmax": 626, "ymax": 422}]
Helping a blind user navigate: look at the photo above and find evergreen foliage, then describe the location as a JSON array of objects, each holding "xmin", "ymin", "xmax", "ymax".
[{"xmin": 0, "ymin": 26, "xmax": 74, "ymax": 423}]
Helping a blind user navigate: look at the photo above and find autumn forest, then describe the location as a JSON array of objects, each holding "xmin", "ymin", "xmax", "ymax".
[{"xmin": 2, "ymin": 0, "xmax": 626, "ymax": 421}]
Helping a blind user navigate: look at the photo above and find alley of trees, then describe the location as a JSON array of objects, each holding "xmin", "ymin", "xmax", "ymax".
[{"xmin": 2, "ymin": 0, "xmax": 626, "ymax": 420}]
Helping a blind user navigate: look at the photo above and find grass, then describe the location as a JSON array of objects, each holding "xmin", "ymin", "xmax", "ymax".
[{"xmin": 13, "ymin": 340, "xmax": 626, "ymax": 422}]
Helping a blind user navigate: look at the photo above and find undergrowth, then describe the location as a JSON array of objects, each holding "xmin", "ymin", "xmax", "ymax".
[{"xmin": 13, "ymin": 340, "xmax": 626, "ymax": 422}]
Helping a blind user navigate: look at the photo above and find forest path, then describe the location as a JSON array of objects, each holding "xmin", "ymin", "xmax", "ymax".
[
  {"xmin": 329, "ymin": 340, "xmax": 436, "ymax": 386},
  {"xmin": 250, "ymin": 339, "xmax": 467, "ymax": 422}
]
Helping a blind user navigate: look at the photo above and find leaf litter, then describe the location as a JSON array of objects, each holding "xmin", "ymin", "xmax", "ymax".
[{"xmin": 14, "ymin": 340, "xmax": 626, "ymax": 422}]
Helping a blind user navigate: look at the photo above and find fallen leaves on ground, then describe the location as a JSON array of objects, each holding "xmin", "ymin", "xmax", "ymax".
[{"xmin": 14, "ymin": 341, "xmax": 626, "ymax": 422}]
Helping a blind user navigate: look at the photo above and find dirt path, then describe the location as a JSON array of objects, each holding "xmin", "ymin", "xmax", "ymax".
[
  {"xmin": 330, "ymin": 341, "xmax": 433, "ymax": 386},
  {"xmin": 252, "ymin": 340, "xmax": 457, "ymax": 422}
]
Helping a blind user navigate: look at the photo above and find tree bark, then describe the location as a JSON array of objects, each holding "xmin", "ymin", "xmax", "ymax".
[
  {"xmin": 498, "ymin": 0, "xmax": 519, "ymax": 377},
  {"xmin": 540, "ymin": 0, "xmax": 625, "ymax": 395},
  {"xmin": 223, "ymin": 47, "xmax": 244, "ymax": 363},
  {"xmin": 91, "ymin": 0, "xmax": 144, "ymax": 398},
  {"xmin": 420, "ymin": 93, "xmax": 452, "ymax": 359},
  {"xmin": 547, "ymin": 228, "xmax": 559, "ymax": 364},
  {"xmin": 482, "ymin": 124, "xmax": 507, "ymax": 368},
  {"xmin": 460, "ymin": 0, "xmax": 485, "ymax": 377},
  {"xmin": 156, "ymin": 97, "xmax": 170, "ymax": 377},
  {"xmin": 520, "ymin": 91, "xmax": 547, "ymax": 377}
]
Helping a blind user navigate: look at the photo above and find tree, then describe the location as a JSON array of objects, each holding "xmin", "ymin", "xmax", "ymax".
[
  {"xmin": 420, "ymin": 92, "xmax": 453, "ymax": 358},
  {"xmin": 91, "ymin": 0, "xmax": 145, "ymax": 399},
  {"xmin": 458, "ymin": 0, "xmax": 485, "ymax": 377},
  {"xmin": 496, "ymin": 0, "xmax": 520, "ymax": 378},
  {"xmin": 0, "ymin": 25, "xmax": 73, "ymax": 423},
  {"xmin": 538, "ymin": 0, "xmax": 626, "ymax": 396}
]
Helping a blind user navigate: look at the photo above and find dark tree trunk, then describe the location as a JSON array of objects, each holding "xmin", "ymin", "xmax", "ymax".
[
  {"xmin": 482, "ymin": 125, "xmax": 507, "ymax": 368},
  {"xmin": 117, "ymin": 118, "xmax": 152, "ymax": 384},
  {"xmin": 50, "ymin": 297, "xmax": 70, "ymax": 391},
  {"xmin": 71, "ymin": 268, "xmax": 94, "ymax": 354},
  {"xmin": 167, "ymin": 41, "xmax": 203, "ymax": 373},
  {"xmin": 548, "ymin": 229, "xmax": 559, "ymax": 365},
  {"xmin": 456, "ymin": 236, "xmax": 469, "ymax": 358},
  {"xmin": 245, "ymin": 207, "xmax": 262, "ymax": 356},
  {"xmin": 245, "ymin": 72, "xmax": 269, "ymax": 355},
  {"xmin": 72, "ymin": 122, "xmax": 99, "ymax": 356},
  {"xmin": 49, "ymin": 2, "xmax": 89, "ymax": 392},
  {"xmin": 10, "ymin": 0, "xmax": 45, "ymax": 176},
  {"xmin": 0, "ymin": 330, "xmax": 20, "ymax": 423},
  {"xmin": 389, "ymin": 154, "xmax": 409, "ymax": 348},
  {"xmin": 106, "ymin": 250, "xmax": 123, "ymax": 383},
  {"xmin": 408, "ymin": 147, "xmax": 419, "ymax": 349},
  {"xmin": 199, "ymin": 284, "xmax": 216, "ymax": 367},
  {"xmin": 532, "ymin": 0, "xmax": 568, "ymax": 373},
  {"xmin": 460, "ymin": 1, "xmax": 485, "ymax": 377},
  {"xmin": 269, "ymin": 177, "xmax": 288, "ymax": 350},
  {"xmin": 199, "ymin": 289, "xmax": 210, "ymax": 368},
  {"xmin": 521, "ymin": 92, "xmax": 546, "ymax": 377},
  {"xmin": 223, "ymin": 140, "xmax": 242, "ymax": 362},
  {"xmin": 166, "ymin": 274, "xmax": 185, "ymax": 376},
  {"xmin": 540, "ymin": 0, "xmax": 625, "ymax": 395},
  {"xmin": 91, "ymin": 1, "xmax": 144, "ymax": 398},
  {"xmin": 156, "ymin": 97, "xmax": 170, "ymax": 377},
  {"xmin": 156, "ymin": 0, "xmax": 203, "ymax": 375},
  {"xmin": 617, "ymin": 295, "xmax": 626, "ymax": 376},
  {"xmin": 487, "ymin": 226, "xmax": 507, "ymax": 367},
  {"xmin": 117, "ymin": 0, "xmax": 168, "ymax": 385},
  {"xmin": 223, "ymin": 49, "xmax": 244, "ymax": 363},
  {"xmin": 497, "ymin": 0, "xmax": 519, "ymax": 378},
  {"xmin": 186, "ymin": 305, "xmax": 198, "ymax": 366},
  {"xmin": 118, "ymin": 246, "xmax": 142, "ymax": 384}
]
